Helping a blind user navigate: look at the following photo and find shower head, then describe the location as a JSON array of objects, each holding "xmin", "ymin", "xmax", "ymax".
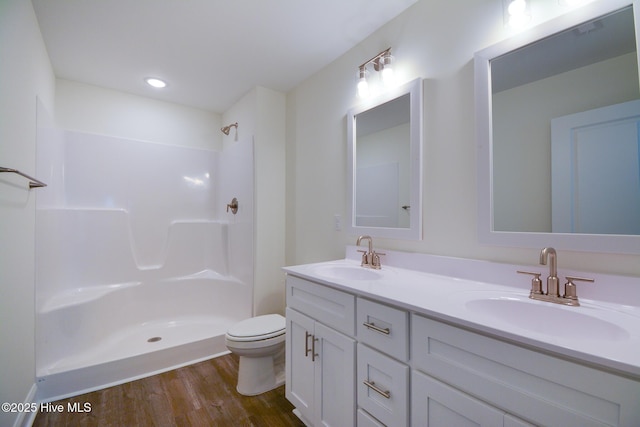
[{"xmin": 221, "ymin": 122, "xmax": 238, "ymax": 135}]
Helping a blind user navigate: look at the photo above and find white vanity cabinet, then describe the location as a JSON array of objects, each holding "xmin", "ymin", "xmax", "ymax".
[
  {"xmin": 285, "ymin": 276, "xmax": 356, "ymax": 427},
  {"xmin": 285, "ymin": 267, "xmax": 640, "ymax": 427},
  {"xmin": 411, "ymin": 314, "xmax": 640, "ymax": 427}
]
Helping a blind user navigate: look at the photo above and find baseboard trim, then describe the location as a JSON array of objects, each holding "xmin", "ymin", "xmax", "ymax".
[{"xmin": 12, "ymin": 384, "xmax": 37, "ymax": 427}]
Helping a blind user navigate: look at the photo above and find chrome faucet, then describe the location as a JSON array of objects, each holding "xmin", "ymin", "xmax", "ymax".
[
  {"xmin": 356, "ymin": 235, "xmax": 384, "ymax": 269},
  {"xmin": 539, "ymin": 247, "xmax": 559, "ymax": 297},
  {"xmin": 518, "ymin": 247, "xmax": 594, "ymax": 306}
]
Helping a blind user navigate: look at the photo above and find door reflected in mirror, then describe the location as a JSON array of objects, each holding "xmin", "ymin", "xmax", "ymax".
[
  {"xmin": 347, "ymin": 78, "xmax": 422, "ymax": 240},
  {"xmin": 355, "ymin": 93, "xmax": 410, "ymax": 228}
]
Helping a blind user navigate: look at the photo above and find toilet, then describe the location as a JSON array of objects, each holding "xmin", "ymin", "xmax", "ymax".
[{"xmin": 225, "ymin": 314, "xmax": 286, "ymax": 396}]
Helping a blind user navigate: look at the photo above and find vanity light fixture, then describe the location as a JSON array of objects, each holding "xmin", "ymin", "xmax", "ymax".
[
  {"xmin": 145, "ymin": 77, "xmax": 167, "ymax": 88},
  {"xmin": 357, "ymin": 48, "xmax": 394, "ymax": 98},
  {"xmin": 504, "ymin": 0, "xmax": 531, "ymax": 28}
]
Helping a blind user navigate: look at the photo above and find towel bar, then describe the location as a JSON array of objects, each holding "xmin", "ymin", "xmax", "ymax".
[{"xmin": 0, "ymin": 166, "xmax": 47, "ymax": 188}]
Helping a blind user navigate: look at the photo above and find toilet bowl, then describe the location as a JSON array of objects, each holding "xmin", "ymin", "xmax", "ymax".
[{"xmin": 225, "ymin": 314, "xmax": 286, "ymax": 396}]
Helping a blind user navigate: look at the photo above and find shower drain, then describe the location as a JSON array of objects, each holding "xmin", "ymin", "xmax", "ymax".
[{"xmin": 147, "ymin": 336, "xmax": 162, "ymax": 343}]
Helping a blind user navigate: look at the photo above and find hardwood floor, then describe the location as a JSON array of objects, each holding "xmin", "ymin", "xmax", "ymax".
[{"xmin": 33, "ymin": 353, "xmax": 305, "ymax": 427}]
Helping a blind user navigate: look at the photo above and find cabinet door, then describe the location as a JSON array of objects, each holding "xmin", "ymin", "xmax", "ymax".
[
  {"xmin": 412, "ymin": 370, "xmax": 504, "ymax": 427},
  {"xmin": 286, "ymin": 308, "xmax": 316, "ymax": 425},
  {"xmin": 314, "ymin": 322, "xmax": 356, "ymax": 427}
]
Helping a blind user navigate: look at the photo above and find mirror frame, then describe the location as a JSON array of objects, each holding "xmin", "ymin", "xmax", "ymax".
[
  {"xmin": 347, "ymin": 77, "xmax": 423, "ymax": 240},
  {"xmin": 475, "ymin": 0, "xmax": 640, "ymax": 254}
]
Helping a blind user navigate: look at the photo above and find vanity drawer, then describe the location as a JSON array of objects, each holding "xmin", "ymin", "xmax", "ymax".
[
  {"xmin": 285, "ymin": 275, "xmax": 355, "ymax": 335},
  {"xmin": 357, "ymin": 343, "xmax": 409, "ymax": 427},
  {"xmin": 357, "ymin": 408, "xmax": 385, "ymax": 427},
  {"xmin": 411, "ymin": 314, "xmax": 640, "ymax": 427},
  {"xmin": 357, "ymin": 298, "xmax": 408, "ymax": 361},
  {"xmin": 411, "ymin": 370, "xmax": 504, "ymax": 427}
]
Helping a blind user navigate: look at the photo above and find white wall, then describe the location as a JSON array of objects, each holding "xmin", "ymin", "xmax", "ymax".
[
  {"xmin": 55, "ymin": 79, "xmax": 221, "ymax": 150},
  {"xmin": 286, "ymin": 0, "xmax": 640, "ymax": 276},
  {"xmin": 0, "ymin": 1, "xmax": 55, "ymax": 426},
  {"xmin": 223, "ymin": 87, "xmax": 287, "ymax": 316}
]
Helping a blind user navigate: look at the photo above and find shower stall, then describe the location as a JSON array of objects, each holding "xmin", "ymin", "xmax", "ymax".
[{"xmin": 34, "ymin": 102, "xmax": 254, "ymax": 400}]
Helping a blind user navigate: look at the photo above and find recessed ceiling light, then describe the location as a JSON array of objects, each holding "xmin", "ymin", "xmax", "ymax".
[{"xmin": 145, "ymin": 77, "xmax": 167, "ymax": 88}]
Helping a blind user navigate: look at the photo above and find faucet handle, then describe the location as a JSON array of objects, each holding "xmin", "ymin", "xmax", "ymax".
[
  {"xmin": 371, "ymin": 251, "xmax": 385, "ymax": 269},
  {"xmin": 565, "ymin": 275, "xmax": 595, "ymax": 284},
  {"xmin": 357, "ymin": 250, "xmax": 369, "ymax": 266},
  {"xmin": 517, "ymin": 270, "xmax": 543, "ymax": 295},
  {"xmin": 563, "ymin": 275, "xmax": 594, "ymax": 303}
]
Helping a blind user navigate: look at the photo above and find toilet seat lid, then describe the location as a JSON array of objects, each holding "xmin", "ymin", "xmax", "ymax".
[{"xmin": 227, "ymin": 314, "xmax": 286, "ymax": 341}]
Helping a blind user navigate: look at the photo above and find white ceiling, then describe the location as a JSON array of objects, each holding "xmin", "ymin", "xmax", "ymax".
[{"xmin": 32, "ymin": 0, "xmax": 417, "ymax": 113}]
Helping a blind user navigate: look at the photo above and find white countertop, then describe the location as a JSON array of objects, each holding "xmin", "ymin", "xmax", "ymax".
[{"xmin": 283, "ymin": 250, "xmax": 640, "ymax": 379}]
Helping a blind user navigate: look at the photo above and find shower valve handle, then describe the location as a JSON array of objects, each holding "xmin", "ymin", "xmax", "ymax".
[{"xmin": 226, "ymin": 197, "xmax": 238, "ymax": 215}]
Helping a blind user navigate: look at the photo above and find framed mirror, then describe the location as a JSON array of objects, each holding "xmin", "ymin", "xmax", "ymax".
[
  {"xmin": 475, "ymin": 0, "xmax": 640, "ymax": 254},
  {"xmin": 347, "ymin": 78, "xmax": 423, "ymax": 240}
]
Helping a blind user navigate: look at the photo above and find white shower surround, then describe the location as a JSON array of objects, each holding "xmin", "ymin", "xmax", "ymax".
[{"xmin": 35, "ymin": 112, "xmax": 254, "ymax": 401}]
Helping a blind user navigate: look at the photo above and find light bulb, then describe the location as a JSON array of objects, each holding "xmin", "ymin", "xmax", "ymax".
[
  {"xmin": 381, "ymin": 67, "xmax": 394, "ymax": 86},
  {"xmin": 507, "ymin": 0, "xmax": 530, "ymax": 28},
  {"xmin": 357, "ymin": 77, "xmax": 369, "ymax": 98},
  {"xmin": 380, "ymin": 53, "xmax": 395, "ymax": 86},
  {"xmin": 509, "ymin": 13, "xmax": 530, "ymax": 27},
  {"xmin": 508, "ymin": 0, "xmax": 526, "ymax": 15}
]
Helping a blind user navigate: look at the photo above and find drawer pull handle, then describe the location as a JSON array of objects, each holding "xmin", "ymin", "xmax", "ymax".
[
  {"xmin": 363, "ymin": 322, "xmax": 390, "ymax": 335},
  {"xmin": 363, "ymin": 380, "xmax": 391, "ymax": 399}
]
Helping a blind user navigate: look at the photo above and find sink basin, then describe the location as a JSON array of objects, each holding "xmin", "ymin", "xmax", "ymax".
[
  {"xmin": 465, "ymin": 297, "xmax": 630, "ymax": 341},
  {"xmin": 312, "ymin": 264, "xmax": 382, "ymax": 281}
]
